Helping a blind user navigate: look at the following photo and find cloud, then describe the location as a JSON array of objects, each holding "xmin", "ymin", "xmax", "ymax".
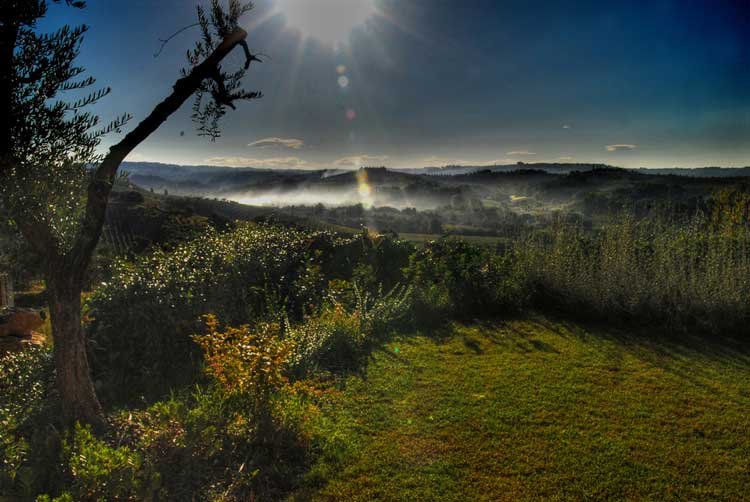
[
  {"xmin": 507, "ymin": 150, "xmax": 536, "ymax": 156},
  {"xmin": 334, "ymin": 154, "xmax": 389, "ymax": 167},
  {"xmin": 205, "ymin": 156, "xmax": 309, "ymax": 168},
  {"xmin": 558, "ymin": 156, "xmax": 574, "ymax": 161},
  {"xmin": 248, "ymin": 137, "xmax": 304, "ymax": 150},
  {"xmin": 562, "ymin": 124, "xmax": 571, "ymax": 129},
  {"xmin": 605, "ymin": 144, "xmax": 637, "ymax": 152}
]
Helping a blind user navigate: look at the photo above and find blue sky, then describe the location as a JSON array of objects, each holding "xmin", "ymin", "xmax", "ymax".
[{"xmin": 41, "ymin": 0, "xmax": 750, "ymax": 168}]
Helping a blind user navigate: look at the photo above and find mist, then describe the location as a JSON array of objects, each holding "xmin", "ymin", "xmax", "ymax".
[{"xmin": 225, "ymin": 186, "xmax": 446, "ymax": 210}]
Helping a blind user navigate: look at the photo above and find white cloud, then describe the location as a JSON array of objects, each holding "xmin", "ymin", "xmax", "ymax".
[
  {"xmin": 248, "ymin": 137, "xmax": 305, "ymax": 150},
  {"xmin": 334, "ymin": 154, "xmax": 389, "ymax": 167},
  {"xmin": 605, "ymin": 144, "xmax": 637, "ymax": 152},
  {"xmin": 507, "ymin": 150, "xmax": 536, "ymax": 156},
  {"xmin": 205, "ymin": 156, "xmax": 309, "ymax": 168},
  {"xmin": 562, "ymin": 124, "xmax": 571, "ymax": 129}
]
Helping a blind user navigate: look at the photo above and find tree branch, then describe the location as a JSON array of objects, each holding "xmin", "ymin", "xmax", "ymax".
[
  {"xmin": 69, "ymin": 27, "xmax": 249, "ymax": 273},
  {"xmin": 153, "ymin": 22, "xmax": 200, "ymax": 58},
  {"xmin": 238, "ymin": 40, "xmax": 267, "ymax": 69}
]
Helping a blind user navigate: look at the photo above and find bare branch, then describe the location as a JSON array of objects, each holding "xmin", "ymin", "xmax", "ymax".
[
  {"xmin": 238, "ymin": 40, "xmax": 268, "ymax": 69},
  {"xmin": 154, "ymin": 22, "xmax": 200, "ymax": 58}
]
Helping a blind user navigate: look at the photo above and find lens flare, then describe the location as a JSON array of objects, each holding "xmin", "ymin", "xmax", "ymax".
[{"xmin": 356, "ymin": 168, "xmax": 373, "ymax": 207}]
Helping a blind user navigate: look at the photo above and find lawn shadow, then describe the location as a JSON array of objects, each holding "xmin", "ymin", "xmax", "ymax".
[
  {"xmin": 528, "ymin": 311, "xmax": 750, "ymax": 400},
  {"xmin": 471, "ymin": 316, "xmax": 561, "ymax": 354},
  {"xmin": 457, "ymin": 311, "xmax": 750, "ymax": 400}
]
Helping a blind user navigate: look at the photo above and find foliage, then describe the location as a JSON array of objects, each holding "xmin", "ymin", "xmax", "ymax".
[
  {"xmin": 6, "ymin": 194, "xmax": 750, "ymax": 499},
  {"xmin": 42, "ymin": 424, "xmax": 160, "ymax": 501},
  {"xmin": 518, "ymin": 200, "xmax": 750, "ymax": 333},
  {"xmin": 287, "ymin": 282, "xmax": 412, "ymax": 375},
  {"xmin": 0, "ymin": 347, "xmax": 55, "ymax": 496},
  {"xmin": 187, "ymin": 0, "xmax": 261, "ymax": 139},
  {"xmin": 193, "ymin": 314, "xmax": 291, "ymax": 425},
  {"xmin": 0, "ymin": 0, "xmax": 130, "ymax": 253},
  {"xmin": 406, "ymin": 238, "xmax": 529, "ymax": 322},
  {"xmin": 86, "ymin": 223, "xmax": 353, "ymax": 403},
  {"xmin": 0, "ymin": 211, "xmax": 45, "ymax": 286}
]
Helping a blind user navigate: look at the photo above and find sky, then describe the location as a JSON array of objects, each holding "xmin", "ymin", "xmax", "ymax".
[{"xmin": 41, "ymin": 0, "xmax": 750, "ymax": 169}]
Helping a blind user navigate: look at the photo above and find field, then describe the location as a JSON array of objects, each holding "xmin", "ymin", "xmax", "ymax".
[{"xmin": 294, "ymin": 318, "xmax": 750, "ymax": 501}]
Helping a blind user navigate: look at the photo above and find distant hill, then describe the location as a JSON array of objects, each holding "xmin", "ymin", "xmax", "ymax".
[
  {"xmin": 403, "ymin": 163, "xmax": 750, "ymax": 177},
  {"xmin": 122, "ymin": 161, "xmax": 750, "ymax": 180},
  {"xmin": 402, "ymin": 162, "xmax": 614, "ymax": 176},
  {"xmin": 631, "ymin": 167, "xmax": 750, "ymax": 178},
  {"xmin": 119, "ymin": 161, "xmax": 750, "ymax": 213}
]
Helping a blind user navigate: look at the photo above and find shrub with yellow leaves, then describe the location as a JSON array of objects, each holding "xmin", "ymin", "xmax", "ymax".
[{"xmin": 193, "ymin": 314, "xmax": 291, "ymax": 429}]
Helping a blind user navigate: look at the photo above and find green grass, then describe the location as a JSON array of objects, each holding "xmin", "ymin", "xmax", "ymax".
[{"xmin": 292, "ymin": 318, "xmax": 750, "ymax": 501}]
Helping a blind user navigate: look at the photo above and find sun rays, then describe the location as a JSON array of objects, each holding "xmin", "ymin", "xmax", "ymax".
[
  {"xmin": 239, "ymin": 1, "xmax": 435, "ymax": 170},
  {"xmin": 273, "ymin": 0, "xmax": 377, "ymax": 47}
]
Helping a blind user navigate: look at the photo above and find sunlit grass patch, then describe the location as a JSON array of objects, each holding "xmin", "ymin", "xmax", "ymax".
[{"xmin": 293, "ymin": 318, "xmax": 750, "ymax": 501}]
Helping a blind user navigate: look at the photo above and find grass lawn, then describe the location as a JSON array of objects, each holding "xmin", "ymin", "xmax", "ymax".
[{"xmin": 291, "ymin": 317, "xmax": 750, "ymax": 501}]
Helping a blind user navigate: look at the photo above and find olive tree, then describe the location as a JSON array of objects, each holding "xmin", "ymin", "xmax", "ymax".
[{"xmin": 0, "ymin": 0, "xmax": 262, "ymax": 427}]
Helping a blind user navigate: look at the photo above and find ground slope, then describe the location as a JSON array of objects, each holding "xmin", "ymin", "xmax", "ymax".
[{"xmin": 293, "ymin": 318, "xmax": 750, "ymax": 501}]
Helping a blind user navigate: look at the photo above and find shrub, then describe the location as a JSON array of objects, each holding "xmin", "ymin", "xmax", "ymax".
[
  {"xmin": 518, "ymin": 206, "xmax": 750, "ymax": 334},
  {"xmin": 406, "ymin": 238, "xmax": 529, "ymax": 322},
  {"xmin": 0, "ymin": 347, "xmax": 55, "ymax": 497},
  {"xmin": 193, "ymin": 314, "xmax": 291, "ymax": 430},
  {"xmin": 87, "ymin": 223, "xmax": 353, "ymax": 404},
  {"xmin": 36, "ymin": 424, "xmax": 161, "ymax": 502},
  {"xmin": 287, "ymin": 282, "xmax": 412, "ymax": 375}
]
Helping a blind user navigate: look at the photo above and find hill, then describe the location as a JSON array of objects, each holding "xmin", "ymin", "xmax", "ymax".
[{"xmin": 107, "ymin": 163, "xmax": 750, "ymax": 245}]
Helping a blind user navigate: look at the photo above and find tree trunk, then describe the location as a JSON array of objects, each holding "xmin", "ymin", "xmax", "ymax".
[
  {"xmin": 47, "ymin": 274, "xmax": 105, "ymax": 430},
  {"xmin": 13, "ymin": 27, "xmax": 251, "ymax": 431}
]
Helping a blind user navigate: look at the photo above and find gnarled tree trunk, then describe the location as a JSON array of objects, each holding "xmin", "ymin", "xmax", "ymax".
[{"xmin": 47, "ymin": 271, "xmax": 104, "ymax": 430}]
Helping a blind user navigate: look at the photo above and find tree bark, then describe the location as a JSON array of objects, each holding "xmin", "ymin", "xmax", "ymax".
[{"xmin": 47, "ymin": 271, "xmax": 105, "ymax": 430}]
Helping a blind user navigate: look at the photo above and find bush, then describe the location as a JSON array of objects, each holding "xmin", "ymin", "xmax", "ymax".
[
  {"xmin": 0, "ymin": 347, "xmax": 55, "ymax": 497},
  {"xmin": 288, "ymin": 282, "xmax": 412, "ymax": 375},
  {"xmin": 86, "ymin": 223, "xmax": 353, "ymax": 404},
  {"xmin": 52, "ymin": 424, "xmax": 160, "ymax": 501},
  {"xmin": 518, "ymin": 205, "xmax": 750, "ymax": 334},
  {"xmin": 193, "ymin": 314, "xmax": 291, "ymax": 431},
  {"xmin": 406, "ymin": 238, "xmax": 529, "ymax": 322}
]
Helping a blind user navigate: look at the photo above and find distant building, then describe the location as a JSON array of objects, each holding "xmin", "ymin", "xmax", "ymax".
[{"xmin": 0, "ymin": 273, "xmax": 13, "ymax": 310}]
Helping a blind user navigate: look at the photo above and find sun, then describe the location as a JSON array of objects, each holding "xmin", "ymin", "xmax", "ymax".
[{"xmin": 274, "ymin": 0, "xmax": 377, "ymax": 46}]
